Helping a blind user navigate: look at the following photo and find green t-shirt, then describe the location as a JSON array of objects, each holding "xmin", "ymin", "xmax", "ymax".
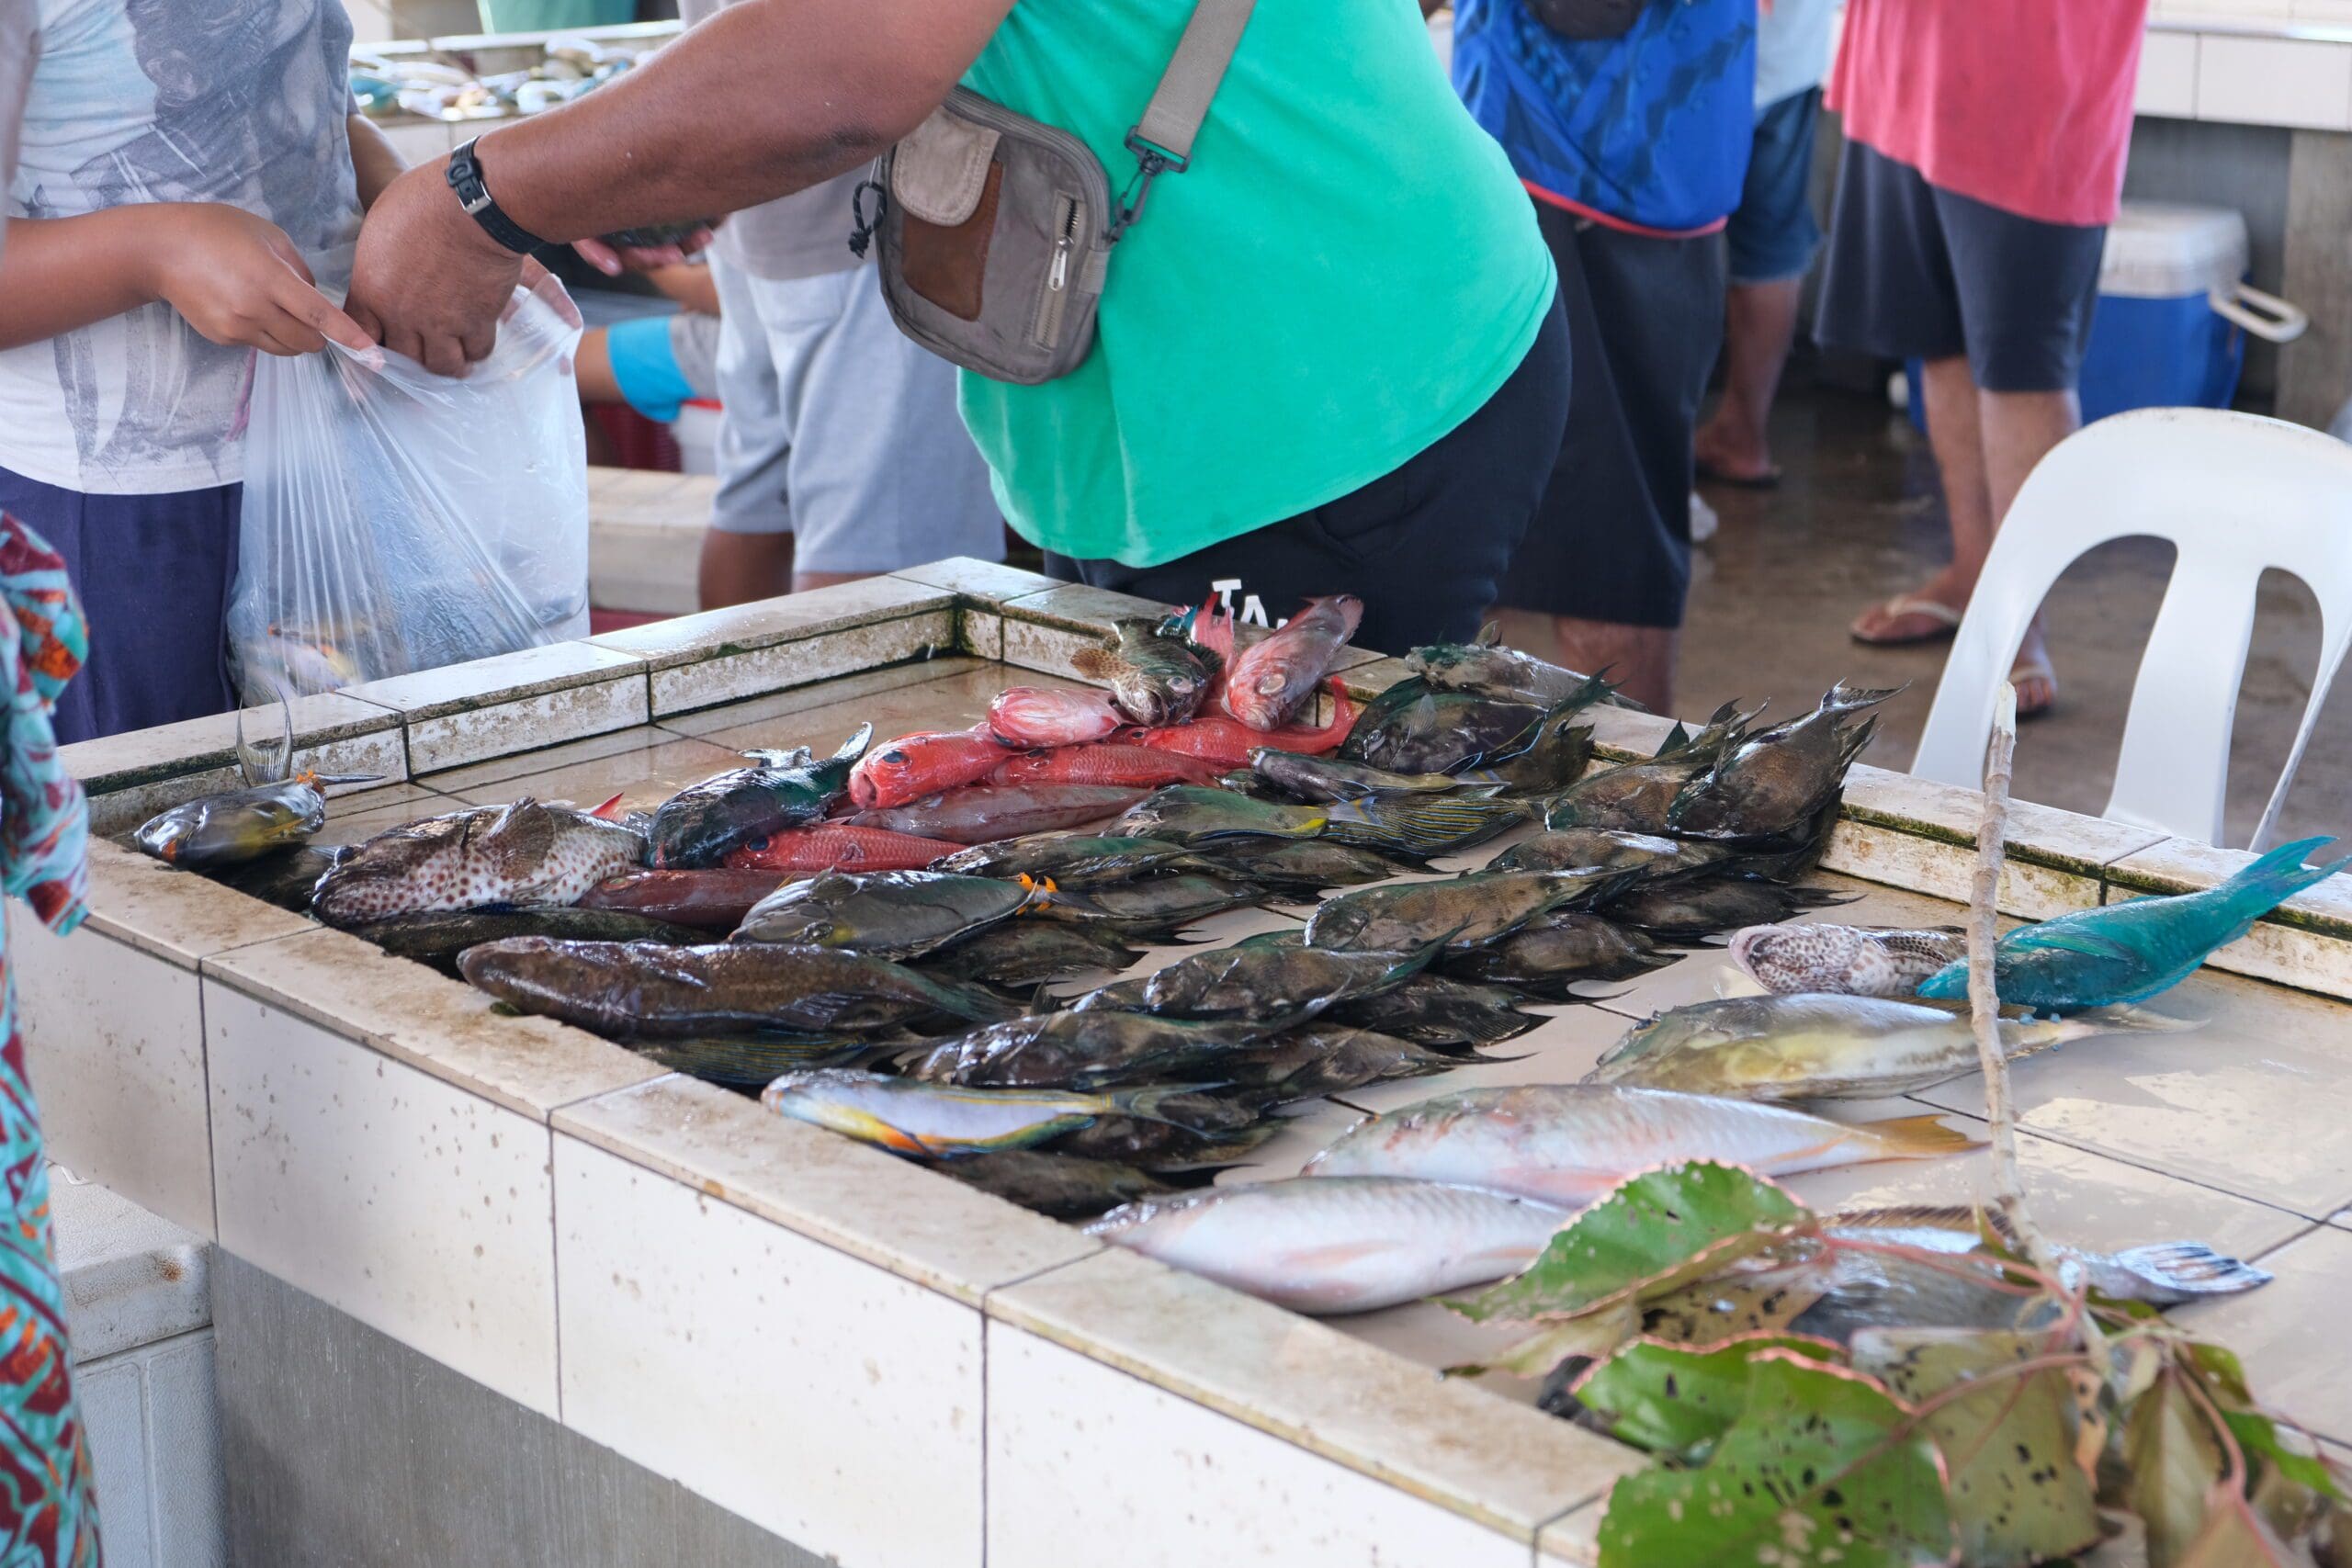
[{"xmin": 959, "ymin": 0, "xmax": 1557, "ymax": 569}]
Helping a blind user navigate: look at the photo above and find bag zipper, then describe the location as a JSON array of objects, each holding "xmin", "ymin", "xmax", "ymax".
[{"xmin": 1033, "ymin": 193, "xmax": 1081, "ymax": 349}]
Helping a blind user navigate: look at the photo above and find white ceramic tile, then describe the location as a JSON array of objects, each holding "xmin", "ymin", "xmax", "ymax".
[
  {"xmin": 1539, "ymin": 1503, "xmax": 1606, "ymax": 1567},
  {"xmin": 439, "ymin": 728, "xmax": 740, "ymax": 817},
  {"xmin": 554, "ymin": 1136, "xmax": 983, "ymax": 1568},
  {"xmin": 988, "ymin": 1323, "xmax": 1536, "ymax": 1568},
  {"xmin": 651, "ymin": 658, "xmax": 986, "ymax": 741},
  {"xmin": 1821, "ymin": 818, "xmax": 2101, "ymax": 920},
  {"xmin": 644, "ymin": 610, "xmax": 956, "ymax": 716},
  {"xmin": 589, "ymin": 577, "xmax": 957, "ymax": 671},
  {"xmin": 1000, "ymin": 616, "xmax": 1112, "ymax": 685},
  {"xmin": 958, "ymin": 606, "xmax": 1005, "ymax": 661},
  {"xmin": 14, "ymin": 921, "xmax": 213, "ymax": 1238},
  {"xmin": 2139, "ymin": 29, "xmax": 2203, "ymax": 113},
  {"xmin": 1913, "ymin": 970, "xmax": 2352, "ymax": 1217},
  {"xmin": 204, "ymin": 986, "xmax": 559, "ymax": 1416},
  {"xmin": 1330, "ymin": 1004, "xmax": 1627, "ymax": 1116},
  {"xmin": 70, "ymin": 837, "xmax": 314, "ymax": 968},
  {"xmin": 407, "ymin": 670, "xmax": 650, "ymax": 774},
  {"xmin": 888, "ymin": 558, "xmax": 1060, "ymax": 602},
  {"xmin": 2196, "ymin": 34, "xmax": 2352, "ymax": 127},
  {"xmin": 2172, "ymin": 1223, "xmax": 2352, "ymax": 1444}
]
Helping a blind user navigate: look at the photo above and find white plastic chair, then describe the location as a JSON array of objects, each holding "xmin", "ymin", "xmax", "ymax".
[{"xmin": 1910, "ymin": 408, "xmax": 2352, "ymax": 851}]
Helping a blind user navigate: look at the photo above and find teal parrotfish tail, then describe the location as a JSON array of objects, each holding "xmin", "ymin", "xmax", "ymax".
[{"xmin": 1916, "ymin": 836, "xmax": 2350, "ymax": 1011}]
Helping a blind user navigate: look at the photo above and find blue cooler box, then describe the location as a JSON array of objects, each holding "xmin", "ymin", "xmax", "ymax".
[{"xmin": 1905, "ymin": 202, "xmax": 2304, "ymax": 429}]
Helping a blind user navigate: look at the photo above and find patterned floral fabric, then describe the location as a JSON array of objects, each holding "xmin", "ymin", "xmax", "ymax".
[{"xmin": 0, "ymin": 512, "xmax": 100, "ymax": 1564}]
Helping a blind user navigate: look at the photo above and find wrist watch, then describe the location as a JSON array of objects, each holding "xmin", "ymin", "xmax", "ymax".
[{"xmin": 446, "ymin": 137, "xmax": 546, "ymax": 255}]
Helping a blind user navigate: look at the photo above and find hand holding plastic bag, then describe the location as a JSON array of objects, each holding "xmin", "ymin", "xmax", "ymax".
[{"xmin": 229, "ymin": 282, "xmax": 592, "ymax": 698}]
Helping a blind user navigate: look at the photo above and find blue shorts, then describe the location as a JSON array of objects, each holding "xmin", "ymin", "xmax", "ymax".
[
  {"xmin": 605, "ymin": 312, "xmax": 720, "ymax": 423},
  {"xmin": 1816, "ymin": 140, "xmax": 2107, "ymax": 393},
  {"xmin": 0, "ymin": 466, "xmax": 239, "ymax": 745},
  {"xmin": 1726, "ymin": 87, "xmax": 1824, "ymax": 286}
]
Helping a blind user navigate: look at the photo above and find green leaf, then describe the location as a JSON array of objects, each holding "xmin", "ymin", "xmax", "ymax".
[
  {"xmin": 1637, "ymin": 1258, "xmax": 1831, "ymax": 1345},
  {"xmin": 1477, "ymin": 1302, "xmax": 1643, "ymax": 1381},
  {"xmin": 1595, "ymin": 1351, "xmax": 1956, "ymax": 1568},
  {"xmin": 2225, "ymin": 1410, "xmax": 2346, "ymax": 1501},
  {"xmin": 1574, "ymin": 1335, "xmax": 1843, "ymax": 1463},
  {"xmin": 1852, "ymin": 1328, "xmax": 2102, "ymax": 1568},
  {"xmin": 1447, "ymin": 1161, "xmax": 1813, "ymax": 1325},
  {"xmin": 2126, "ymin": 1368, "xmax": 2229, "ymax": 1568}
]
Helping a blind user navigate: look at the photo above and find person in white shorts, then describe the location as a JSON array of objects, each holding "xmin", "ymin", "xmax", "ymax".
[{"xmin": 675, "ymin": 0, "xmax": 1001, "ymax": 607}]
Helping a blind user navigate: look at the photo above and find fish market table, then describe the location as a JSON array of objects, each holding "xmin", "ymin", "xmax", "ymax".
[{"xmin": 17, "ymin": 561, "xmax": 2352, "ymax": 1566}]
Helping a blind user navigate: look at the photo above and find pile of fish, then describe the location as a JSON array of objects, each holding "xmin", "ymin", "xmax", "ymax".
[{"xmin": 129, "ymin": 600, "xmax": 2310, "ymax": 1341}]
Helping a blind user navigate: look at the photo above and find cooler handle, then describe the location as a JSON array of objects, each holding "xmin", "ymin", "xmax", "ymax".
[{"xmin": 2209, "ymin": 282, "xmax": 2307, "ymax": 344}]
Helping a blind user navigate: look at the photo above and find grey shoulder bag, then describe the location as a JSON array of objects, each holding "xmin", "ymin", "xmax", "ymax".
[{"xmin": 847, "ymin": 0, "xmax": 1259, "ymax": 386}]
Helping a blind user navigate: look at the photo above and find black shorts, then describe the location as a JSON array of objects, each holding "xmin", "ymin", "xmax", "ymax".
[
  {"xmin": 1046, "ymin": 286, "xmax": 1571, "ymax": 656},
  {"xmin": 1815, "ymin": 141, "xmax": 2107, "ymax": 393},
  {"xmin": 1501, "ymin": 202, "xmax": 1724, "ymax": 629}
]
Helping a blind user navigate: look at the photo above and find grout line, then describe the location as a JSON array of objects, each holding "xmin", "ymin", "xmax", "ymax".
[
  {"xmin": 976, "ymin": 1250, "xmax": 1099, "ymax": 1314},
  {"xmin": 978, "ymin": 1314, "xmax": 990, "ymax": 1568},
  {"xmin": 197, "ymin": 967, "xmax": 220, "ymax": 1244},
  {"xmin": 548, "ymin": 1125, "xmax": 567, "ymax": 1427}
]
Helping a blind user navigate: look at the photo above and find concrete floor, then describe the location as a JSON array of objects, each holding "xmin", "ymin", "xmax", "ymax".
[{"xmin": 1510, "ymin": 388, "xmax": 2349, "ymax": 850}]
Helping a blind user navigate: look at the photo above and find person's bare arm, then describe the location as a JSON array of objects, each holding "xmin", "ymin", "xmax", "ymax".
[
  {"xmin": 347, "ymin": 0, "xmax": 1012, "ymax": 374},
  {"xmin": 0, "ymin": 204, "xmax": 371, "ymax": 355},
  {"xmin": 348, "ymin": 113, "xmax": 406, "ymax": 209}
]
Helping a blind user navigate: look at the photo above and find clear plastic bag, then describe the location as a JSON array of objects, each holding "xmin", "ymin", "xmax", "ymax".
[{"xmin": 229, "ymin": 281, "xmax": 593, "ymax": 698}]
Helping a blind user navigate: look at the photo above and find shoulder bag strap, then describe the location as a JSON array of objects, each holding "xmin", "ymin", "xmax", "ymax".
[{"xmin": 1109, "ymin": 0, "xmax": 1261, "ymax": 238}]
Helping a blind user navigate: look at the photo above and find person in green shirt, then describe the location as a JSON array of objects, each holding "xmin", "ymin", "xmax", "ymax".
[{"xmin": 344, "ymin": 0, "xmax": 1568, "ymax": 653}]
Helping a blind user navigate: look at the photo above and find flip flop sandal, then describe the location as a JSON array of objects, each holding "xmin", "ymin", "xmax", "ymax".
[
  {"xmin": 1850, "ymin": 592, "xmax": 1964, "ymax": 647},
  {"xmin": 1694, "ymin": 457, "xmax": 1781, "ymax": 491},
  {"xmin": 2009, "ymin": 652, "xmax": 2058, "ymax": 718}
]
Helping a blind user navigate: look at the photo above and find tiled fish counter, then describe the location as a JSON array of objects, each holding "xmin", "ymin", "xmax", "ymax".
[{"xmin": 17, "ymin": 560, "xmax": 2352, "ymax": 1566}]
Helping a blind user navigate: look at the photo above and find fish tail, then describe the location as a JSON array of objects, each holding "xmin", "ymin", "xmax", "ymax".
[
  {"xmin": 2051, "ymin": 1005, "xmax": 2199, "ymax": 1045},
  {"xmin": 1820, "ymin": 681, "xmax": 1906, "ymax": 717},
  {"xmin": 1323, "ymin": 793, "xmax": 1526, "ymax": 856},
  {"xmin": 1854, "ymin": 1112, "xmax": 1983, "ymax": 1161},
  {"xmin": 2214, "ymin": 836, "xmax": 2349, "ymax": 930},
  {"xmin": 907, "ymin": 967, "xmax": 1026, "ymax": 1024},
  {"xmin": 1110, "ymin": 1084, "xmax": 1235, "ymax": 1134},
  {"xmin": 235, "ymin": 682, "xmax": 295, "ymax": 786}
]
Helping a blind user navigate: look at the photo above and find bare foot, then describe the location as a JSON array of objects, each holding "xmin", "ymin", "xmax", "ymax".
[
  {"xmin": 1850, "ymin": 565, "xmax": 1974, "ymax": 644},
  {"xmin": 2009, "ymin": 621, "xmax": 2057, "ymax": 717},
  {"xmin": 1693, "ymin": 417, "xmax": 1777, "ymax": 485}
]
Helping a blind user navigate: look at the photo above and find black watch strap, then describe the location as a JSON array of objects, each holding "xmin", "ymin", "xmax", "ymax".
[{"xmin": 446, "ymin": 137, "xmax": 546, "ymax": 255}]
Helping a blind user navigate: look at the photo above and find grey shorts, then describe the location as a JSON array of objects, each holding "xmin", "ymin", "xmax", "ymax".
[
  {"xmin": 1815, "ymin": 141, "xmax": 2107, "ymax": 393},
  {"xmin": 707, "ymin": 259, "xmax": 1003, "ymax": 573}
]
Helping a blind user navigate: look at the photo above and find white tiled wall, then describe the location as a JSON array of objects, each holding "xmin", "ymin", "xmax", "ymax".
[
  {"xmin": 987, "ymin": 1325, "xmax": 1532, "ymax": 1568},
  {"xmin": 204, "ymin": 987, "xmax": 561, "ymax": 1416},
  {"xmin": 2195, "ymin": 33, "xmax": 2352, "ymax": 127},
  {"xmin": 16, "ymin": 922, "xmax": 214, "ymax": 1238},
  {"xmin": 552, "ymin": 1136, "xmax": 986, "ymax": 1568}
]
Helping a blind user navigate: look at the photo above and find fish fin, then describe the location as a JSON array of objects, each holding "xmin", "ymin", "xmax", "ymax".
[
  {"xmin": 2099, "ymin": 1241, "xmax": 2272, "ymax": 1302},
  {"xmin": 741, "ymin": 746, "xmax": 817, "ymax": 769},
  {"xmin": 1325, "ymin": 792, "xmax": 1527, "ymax": 857},
  {"xmin": 235, "ymin": 682, "xmax": 296, "ymax": 787},
  {"xmin": 1018, "ymin": 874, "xmax": 1104, "ymax": 918},
  {"xmin": 1820, "ymin": 682, "xmax": 1906, "ymax": 716},
  {"xmin": 1857, "ymin": 1112, "xmax": 1984, "ymax": 1160},
  {"xmin": 907, "ymin": 966, "xmax": 1026, "ymax": 1024},
  {"xmin": 589, "ymin": 792, "xmax": 628, "ymax": 822},
  {"xmin": 2002, "ymin": 924, "xmax": 2138, "ymax": 962},
  {"xmin": 834, "ymin": 721, "xmax": 876, "ymax": 765},
  {"xmin": 1653, "ymin": 721, "xmax": 1692, "ymax": 759},
  {"xmin": 1476, "ymin": 622, "xmax": 1501, "ymax": 648}
]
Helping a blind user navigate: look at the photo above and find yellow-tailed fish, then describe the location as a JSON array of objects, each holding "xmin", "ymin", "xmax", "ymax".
[{"xmin": 760, "ymin": 1068, "xmax": 1233, "ymax": 1157}]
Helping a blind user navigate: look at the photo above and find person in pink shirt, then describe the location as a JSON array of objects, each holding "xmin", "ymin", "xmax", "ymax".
[{"xmin": 1818, "ymin": 0, "xmax": 2150, "ymax": 716}]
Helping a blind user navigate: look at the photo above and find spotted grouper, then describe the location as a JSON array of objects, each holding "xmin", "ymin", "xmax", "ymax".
[{"xmin": 311, "ymin": 798, "xmax": 646, "ymax": 926}]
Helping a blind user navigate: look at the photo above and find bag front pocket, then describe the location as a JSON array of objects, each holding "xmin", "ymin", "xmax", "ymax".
[
  {"xmin": 1030, "ymin": 192, "xmax": 1083, "ymax": 350},
  {"xmin": 901, "ymin": 159, "xmax": 1004, "ymax": 322}
]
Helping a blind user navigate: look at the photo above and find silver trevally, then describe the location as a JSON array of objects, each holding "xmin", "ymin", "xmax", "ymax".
[
  {"xmin": 1302, "ymin": 1083, "xmax": 1975, "ymax": 1204},
  {"xmin": 1087, "ymin": 1176, "xmax": 1567, "ymax": 1314}
]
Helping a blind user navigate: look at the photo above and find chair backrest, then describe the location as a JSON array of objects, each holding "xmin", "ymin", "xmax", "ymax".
[{"xmin": 1911, "ymin": 408, "xmax": 2352, "ymax": 850}]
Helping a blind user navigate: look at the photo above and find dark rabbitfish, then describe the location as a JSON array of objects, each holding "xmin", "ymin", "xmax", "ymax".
[
  {"xmin": 613, "ymin": 1032, "xmax": 877, "ymax": 1090},
  {"xmin": 1444, "ymin": 911, "xmax": 1678, "ymax": 998},
  {"xmin": 1305, "ymin": 867, "xmax": 1631, "ymax": 956},
  {"xmin": 1036, "ymin": 874, "xmax": 1272, "ymax": 940},
  {"xmin": 930, "ymin": 832, "xmax": 1219, "ymax": 887},
  {"xmin": 1335, "ymin": 677, "xmax": 1547, "ymax": 775},
  {"xmin": 1251, "ymin": 701, "xmax": 1591, "ymax": 803},
  {"xmin": 1215, "ymin": 1027, "xmax": 1488, "ymax": 1103},
  {"xmin": 901, "ymin": 1007, "xmax": 1316, "ymax": 1091},
  {"xmin": 1603, "ymin": 876, "xmax": 1856, "ymax": 937},
  {"xmin": 917, "ymin": 921, "xmax": 1143, "ymax": 987},
  {"xmin": 457, "ymin": 937, "xmax": 1019, "ymax": 1040},
  {"xmin": 312, "ymin": 798, "xmax": 645, "ymax": 926},
  {"xmin": 1408, "ymin": 626, "xmax": 1633, "ymax": 710},
  {"xmin": 1179, "ymin": 837, "xmax": 1415, "ymax": 893},
  {"xmin": 1540, "ymin": 702, "xmax": 1758, "ymax": 835},
  {"xmin": 648, "ymin": 724, "xmax": 870, "ymax": 868},
  {"xmin": 1332, "ymin": 973, "xmax": 1546, "ymax": 1048},
  {"xmin": 1047, "ymin": 1110, "xmax": 1284, "ymax": 1170},
  {"xmin": 1666, "ymin": 682, "xmax": 1897, "ymax": 840},
  {"xmin": 349, "ymin": 908, "xmax": 700, "ymax": 974},
  {"xmin": 732, "ymin": 869, "xmax": 1068, "ymax": 959},
  {"xmin": 1115, "ymin": 784, "xmax": 1526, "ymax": 858},
  {"xmin": 1072, "ymin": 612, "xmax": 1220, "ymax": 727},
  {"xmin": 1069, "ymin": 939, "xmax": 1438, "ymax": 1021},
  {"xmin": 939, "ymin": 1150, "xmax": 1216, "ymax": 1221}
]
